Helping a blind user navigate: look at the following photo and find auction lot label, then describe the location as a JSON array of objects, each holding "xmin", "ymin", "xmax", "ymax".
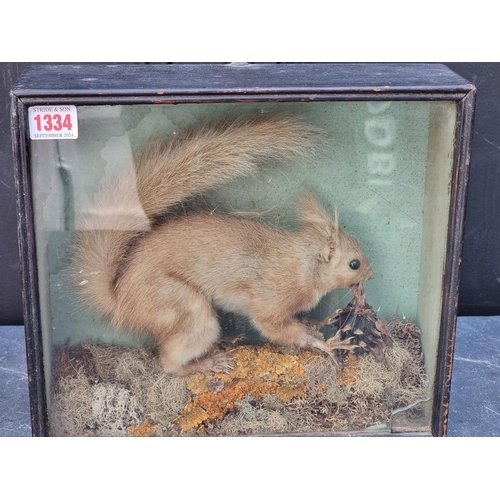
[{"xmin": 28, "ymin": 105, "xmax": 78, "ymax": 140}]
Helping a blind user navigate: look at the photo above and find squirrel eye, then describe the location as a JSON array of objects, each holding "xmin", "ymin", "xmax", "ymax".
[{"xmin": 349, "ymin": 259, "xmax": 360, "ymax": 270}]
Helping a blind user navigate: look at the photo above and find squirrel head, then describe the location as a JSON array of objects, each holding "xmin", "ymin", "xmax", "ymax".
[
  {"xmin": 297, "ymin": 191, "xmax": 374, "ymax": 290},
  {"xmin": 323, "ymin": 226, "xmax": 374, "ymax": 288}
]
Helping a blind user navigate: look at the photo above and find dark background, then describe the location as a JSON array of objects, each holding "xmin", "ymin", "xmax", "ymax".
[{"xmin": 1, "ymin": 63, "xmax": 499, "ymax": 325}]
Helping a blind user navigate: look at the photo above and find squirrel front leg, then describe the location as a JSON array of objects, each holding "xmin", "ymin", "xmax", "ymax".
[
  {"xmin": 251, "ymin": 312, "xmax": 333, "ymax": 357},
  {"xmin": 249, "ymin": 295, "xmax": 334, "ymax": 354}
]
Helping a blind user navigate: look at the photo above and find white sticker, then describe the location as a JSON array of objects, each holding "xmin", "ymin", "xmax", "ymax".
[{"xmin": 28, "ymin": 105, "xmax": 78, "ymax": 140}]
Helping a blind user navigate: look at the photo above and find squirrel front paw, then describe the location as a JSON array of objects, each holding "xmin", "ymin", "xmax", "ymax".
[{"xmin": 302, "ymin": 334, "xmax": 337, "ymax": 360}]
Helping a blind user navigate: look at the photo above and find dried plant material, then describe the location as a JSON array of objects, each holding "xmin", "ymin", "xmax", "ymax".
[
  {"xmin": 49, "ymin": 371, "xmax": 94, "ymax": 436},
  {"xmin": 174, "ymin": 404, "xmax": 210, "ymax": 431},
  {"xmin": 316, "ymin": 284, "xmax": 392, "ymax": 360},
  {"xmin": 175, "ymin": 344, "xmax": 313, "ymax": 430},
  {"xmin": 129, "ymin": 420, "xmax": 155, "ymax": 437},
  {"xmin": 337, "ymin": 353, "xmax": 361, "ymax": 386},
  {"xmin": 53, "ymin": 345, "xmax": 98, "ymax": 384},
  {"xmin": 50, "ymin": 343, "xmax": 188, "ymax": 437},
  {"xmin": 49, "ymin": 317, "xmax": 429, "ymax": 437},
  {"xmin": 91, "ymin": 383, "xmax": 144, "ymax": 436}
]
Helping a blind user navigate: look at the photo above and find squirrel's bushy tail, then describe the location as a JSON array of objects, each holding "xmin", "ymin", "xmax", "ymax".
[
  {"xmin": 72, "ymin": 114, "xmax": 320, "ymax": 321},
  {"xmin": 135, "ymin": 113, "xmax": 320, "ymax": 219}
]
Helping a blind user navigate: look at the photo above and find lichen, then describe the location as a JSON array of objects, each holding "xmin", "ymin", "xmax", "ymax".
[
  {"xmin": 129, "ymin": 420, "xmax": 155, "ymax": 437},
  {"xmin": 337, "ymin": 353, "xmax": 361, "ymax": 386},
  {"xmin": 175, "ymin": 344, "xmax": 313, "ymax": 430},
  {"xmin": 49, "ymin": 318, "xmax": 429, "ymax": 437}
]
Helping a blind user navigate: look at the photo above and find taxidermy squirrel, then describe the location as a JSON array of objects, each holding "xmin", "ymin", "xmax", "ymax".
[{"xmin": 73, "ymin": 114, "xmax": 374, "ymax": 376}]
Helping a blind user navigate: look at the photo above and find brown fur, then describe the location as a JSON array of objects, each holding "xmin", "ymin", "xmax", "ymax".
[{"xmin": 72, "ymin": 114, "xmax": 374, "ymax": 376}]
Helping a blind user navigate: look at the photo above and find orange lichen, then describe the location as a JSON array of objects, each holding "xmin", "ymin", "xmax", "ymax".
[
  {"xmin": 128, "ymin": 420, "xmax": 155, "ymax": 437},
  {"xmin": 274, "ymin": 383, "xmax": 308, "ymax": 402},
  {"xmin": 49, "ymin": 318, "xmax": 427, "ymax": 437},
  {"xmin": 337, "ymin": 353, "xmax": 361, "ymax": 386},
  {"xmin": 174, "ymin": 404, "xmax": 210, "ymax": 431},
  {"xmin": 176, "ymin": 344, "xmax": 314, "ymax": 431},
  {"xmin": 194, "ymin": 379, "xmax": 268, "ymax": 419}
]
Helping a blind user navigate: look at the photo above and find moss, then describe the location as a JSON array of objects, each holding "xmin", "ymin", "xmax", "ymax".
[{"xmin": 49, "ymin": 318, "xmax": 429, "ymax": 437}]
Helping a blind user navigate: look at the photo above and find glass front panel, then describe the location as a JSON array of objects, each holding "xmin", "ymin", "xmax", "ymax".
[{"xmin": 29, "ymin": 100, "xmax": 457, "ymax": 436}]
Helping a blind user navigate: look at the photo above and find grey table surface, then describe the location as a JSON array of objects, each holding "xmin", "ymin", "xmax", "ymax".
[{"xmin": 1, "ymin": 316, "xmax": 498, "ymax": 437}]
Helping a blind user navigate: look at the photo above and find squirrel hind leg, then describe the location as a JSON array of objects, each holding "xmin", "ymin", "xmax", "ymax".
[
  {"xmin": 152, "ymin": 288, "xmax": 228, "ymax": 376},
  {"xmin": 168, "ymin": 351, "xmax": 235, "ymax": 377}
]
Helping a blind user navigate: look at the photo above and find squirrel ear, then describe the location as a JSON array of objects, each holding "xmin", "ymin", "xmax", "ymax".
[
  {"xmin": 297, "ymin": 191, "xmax": 332, "ymax": 226},
  {"xmin": 297, "ymin": 191, "xmax": 340, "ymax": 262},
  {"xmin": 319, "ymin": 224, "xmax": 338, "ymax": 263},
  {"xmin": 333, "ymin": 207, "xmax": 340, "ymax": 233},
  {"xmin": 320, "ymin": 241, "xmax": 332, "ymax": 262}
]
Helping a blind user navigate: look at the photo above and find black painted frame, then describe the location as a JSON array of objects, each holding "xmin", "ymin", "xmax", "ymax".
[{"xmin": 11, "ymin": 63, "xmax": 476, "ymax": 437}]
